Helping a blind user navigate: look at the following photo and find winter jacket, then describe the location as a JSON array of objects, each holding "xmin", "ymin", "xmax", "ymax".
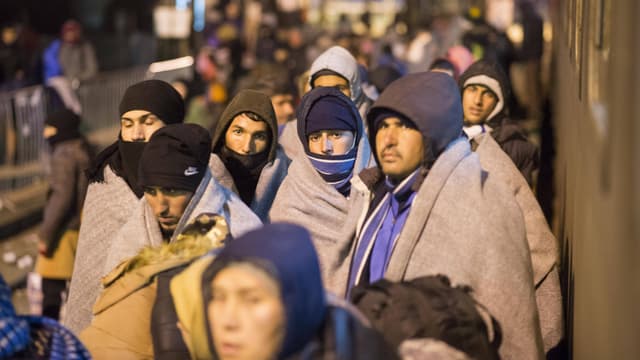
[
  {"xmin": 38, "ymin": 138, "xmax": 91, "ymax": 257},
  {"xmin": 269, "ymin": 88, "xmax": 373, "ymax": 283},
  {"xmin": 320, "ymin": 72, "xmax": 543, "ymax": 359},
  {"xmin": 474, "ymin": 133, "xmax": 563, "ymax": 352},
  {"xmin": 459, "ymin": 60, "xmax": 539, "ymax": 185},
  {"xmin": 211, "ymin": 89, "xmax": 290, "ymax": 221},
  {"xmin": 79, "ymin": 216, "xmax": 229, "ymax": 360}
]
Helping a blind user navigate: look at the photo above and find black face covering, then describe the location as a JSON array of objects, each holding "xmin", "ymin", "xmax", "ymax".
[
  {"xmin": 218, "ymin": 145, "xmax": 269, "ymax": 206},
  {"xmin": 118, "ymin": 140, "xmax": 147, "ymax": 198}
]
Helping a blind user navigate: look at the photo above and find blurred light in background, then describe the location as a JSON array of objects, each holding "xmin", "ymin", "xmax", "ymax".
[
  {"xmin": 194, "ymin": 0, "xmax": 205, "ymax": 32},
  {"xmin": 148, "ymin": 56, "xmax": 194, "ymax": 74}
]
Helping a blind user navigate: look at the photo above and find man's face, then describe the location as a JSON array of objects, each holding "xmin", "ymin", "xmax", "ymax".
[
  {"xmin": 270, "ymin": 94, "xmax": 294, "ymax": 126},
  {"xmin": 462, "ymin": 84, "xmax": 498, "ymax": 125},
  {"xmin": 143, "ymin": 186, "xmax": 193, "ymax": 236},
  {"xmin": 375, "ymin": 117, "xmax": 424, "ymax": 182},
  {"xmin": 120, "ymin": 110, "xmax": 166, "ymax": 142},
  {"xmin": 312, "ymin": 74, "xmax": 351, "ymax": 98},
  {"xmin": 209, "ymin": 263, "xmax": 285, "ymax": 360},
  {"xmin": 224, "ymin": 113, "xmax": 270, "ymax": 155},
  {"xmin": 307, "ymin": 130, "xmax": 355, "ymax": 156}
]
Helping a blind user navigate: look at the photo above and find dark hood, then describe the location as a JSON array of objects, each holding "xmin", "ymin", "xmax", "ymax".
[
  {"xmin": 211, "ymin": 89, "xmax": 278, "ymax": 162},
  {"xmin": 296, "ymin": 86, "xmax": 364, "ymax": 154},
  {"xmin": 366, "ymin": 71, "xmax": 464, "ymax": 170},
  {"xmin": 201, "ymin": 223, "xmax": 327, "ymax": 359},
  {"xmin": 458, "ymin": 60, "xmax": 511, "ymax": 126}
]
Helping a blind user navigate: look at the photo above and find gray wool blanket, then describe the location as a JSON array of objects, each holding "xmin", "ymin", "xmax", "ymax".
[
  {"xmin": 65, "ymin": 168, "xmax": 261, "ymax": 334},
  {"xmin": 269, "ymin": 137, "xmax": 374, "ymax": 284},
  {"xmin": 64, "ymin": 166, "xmax": 140, "ymax": 334},
  {"xmin": 209, "ymin": 148, "xmax": 290, "ymax": 222},
  {"xmin": 324, "ymin": 139, "xmax": 544, "ymax": 359},
  {"xmin": 475, "ymin": 133, "xmax": 563, "ymax": 352}
]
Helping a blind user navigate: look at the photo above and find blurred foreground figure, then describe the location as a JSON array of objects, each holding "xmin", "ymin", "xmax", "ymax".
[{"xmin": 171, "ymin": 223, "xmax": 398, "ymax": 359}]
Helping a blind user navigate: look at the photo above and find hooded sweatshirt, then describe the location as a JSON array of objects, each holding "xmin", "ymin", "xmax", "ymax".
[
  {"xmin": 459, "ymin": 60, "xmax": 539, "ymax": 185},
  {"xmin": 269, "ymin": 87, "xmax": 373, "ymax": 284},
  {"xmin": 278, "ymin": 46, "xmax": 374, "ymax": 161},
  {"xmin": 309, "ymin": 46, "xmax": 368, "ymax": 113},
  {"xmin": 170, "ymin": 223, "xmax": 397, "ymax": 360},
  {"xmin": 317, "ymin": 72, "xmax": 543, "ymax": 359},
  {"xmin": 210, "ymin": 89, "xmax": 290, "ymax": 221}
]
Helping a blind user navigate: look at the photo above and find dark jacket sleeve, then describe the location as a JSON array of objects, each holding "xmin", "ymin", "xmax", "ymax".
[
  {"xmin": 151, "ymin": 265, "xmax": 191, "ymax": 360},
  {"xmin": 500, "ymin": 139, "xmax": 539, "ymax": 186},
  {"xmin": 38, "ymin": 147, "xmax": 78, "ymax": 255}
]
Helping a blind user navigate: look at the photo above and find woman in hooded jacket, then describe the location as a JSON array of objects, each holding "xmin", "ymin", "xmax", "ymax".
[
  {"xmin": 170, "ymin": 223, "xmax": 397, "ymax": 360},
  {"xmin": 269, "ymin": 87, "xmax": 373, "ymax": 285}
]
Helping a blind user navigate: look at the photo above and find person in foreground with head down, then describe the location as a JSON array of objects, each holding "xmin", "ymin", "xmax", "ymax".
[
  {"xmin": 170, "ymin": 223, "xmax": 398, "ymax": 360},
  {"xmin": 270, "ymin": 87, "xmax": 372, "ymax": 280},
  {"xmin": 65, "ymin": 79, "xmax": 186, "ymax": 333},
  {"xmin": 0, "ymin": 275, "xmax": 90, "ymax": 360},
  {"xmin": 351, "ymin": 275, "xmax": 502, "ymax": 360},
  {"xmin": 79, "ymin": 213, "xmax": 230, "ymax": 359},
  {"xmin": 459, "ymin": 59, "xmax": 539, "ymax": 185},
  {"xmin": 320, "ymin": 71, "xmax": 543, "ymax": 358},
  {"xmin": 101, "ymin": 123, "xmax": 260, "ymax": 283},
  {"xmin": 209, "ymin": 89, "xmax": 290, "ymax": 222},
  {"xmin": 35, "ymin": 109, "xmax": 92, "ymax": 320},
  {"xmin": 279, "ymin": 45, "xmax": 373, "ymax": 163}
]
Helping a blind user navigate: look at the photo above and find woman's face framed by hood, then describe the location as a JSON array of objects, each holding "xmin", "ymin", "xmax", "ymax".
[{"xmin": 208, "ymin": 262, "xmax": 286, "ymax": 360}]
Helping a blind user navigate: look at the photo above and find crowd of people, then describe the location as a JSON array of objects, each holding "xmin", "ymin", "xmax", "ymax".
[{"xmin": 0, "ymin": 2, "xmax": 559, "ymax": 359}]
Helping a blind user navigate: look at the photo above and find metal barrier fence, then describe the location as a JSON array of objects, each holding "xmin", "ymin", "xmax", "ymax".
[{"xmin": 0, "ymin": 57, "xmax": 193, "ymax": 194}]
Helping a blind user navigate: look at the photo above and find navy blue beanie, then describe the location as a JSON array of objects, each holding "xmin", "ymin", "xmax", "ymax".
[
  {"xmin": 202, "ymin": 223, "xmax": 327, "ymax": 359},
  {"xmin": 305, "ymin": 95, "xmax": 357, "ymax": 135}
]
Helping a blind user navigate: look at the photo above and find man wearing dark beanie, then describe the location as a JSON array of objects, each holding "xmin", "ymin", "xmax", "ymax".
[
  {"xmin": 100, "ymin": 123, "xmax": 261, "ymax": 295},
  {"xmin": 65, "ymin": 79, "xmax": 186, "ymax": 333},
  {"xmin": 138, "ymin": 124, "xmax": 210, "ymax": 239}
]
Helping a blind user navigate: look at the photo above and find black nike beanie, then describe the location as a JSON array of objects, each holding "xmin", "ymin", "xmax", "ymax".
[{"xmin": 138, "ymin": 124, "xmax": 211, "ymax": 192}]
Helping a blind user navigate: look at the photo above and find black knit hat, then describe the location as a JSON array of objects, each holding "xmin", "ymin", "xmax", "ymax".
[
  {"xmin": 138, "ymin": 124, "xmax": 211, "ymax": 192},
  {"xmin": 119, "ymin": 80, "xmax": 185, "ymax": 124},
  {"xmin": 44, "ymin": 108, "xmax": 82, "ymax": 146}
]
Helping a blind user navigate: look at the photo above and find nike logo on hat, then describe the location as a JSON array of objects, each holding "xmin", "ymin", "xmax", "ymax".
[{"xmin": 184, "ymin": 166, "xmax": 199, "ymax": 176}]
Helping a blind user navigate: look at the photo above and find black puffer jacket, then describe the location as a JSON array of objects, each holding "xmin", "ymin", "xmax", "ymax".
[{"xmin": 459, "ymin": 60, "xmax": 539, "ymax": 185}]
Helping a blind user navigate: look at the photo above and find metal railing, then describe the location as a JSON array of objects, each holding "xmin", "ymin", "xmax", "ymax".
[{"xmin": 0, "ymin": 57, "xmax": 194, "ymax": 194}]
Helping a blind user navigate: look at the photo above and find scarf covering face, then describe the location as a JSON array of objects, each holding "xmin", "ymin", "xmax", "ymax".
[
  {"xmin": 118, "ymin": 140, "xmax": 147, "ymax": 197},
  {"xmin": 298, "ymin": 87, "xmax": 361, "ymax": 196},
  {"xmin": 218, "ymin": 145, "xmax": 269, "ymax": 205},
  {"xmin": 201, "ymin": 223, "xmax": 327, "ymax": 359}
]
